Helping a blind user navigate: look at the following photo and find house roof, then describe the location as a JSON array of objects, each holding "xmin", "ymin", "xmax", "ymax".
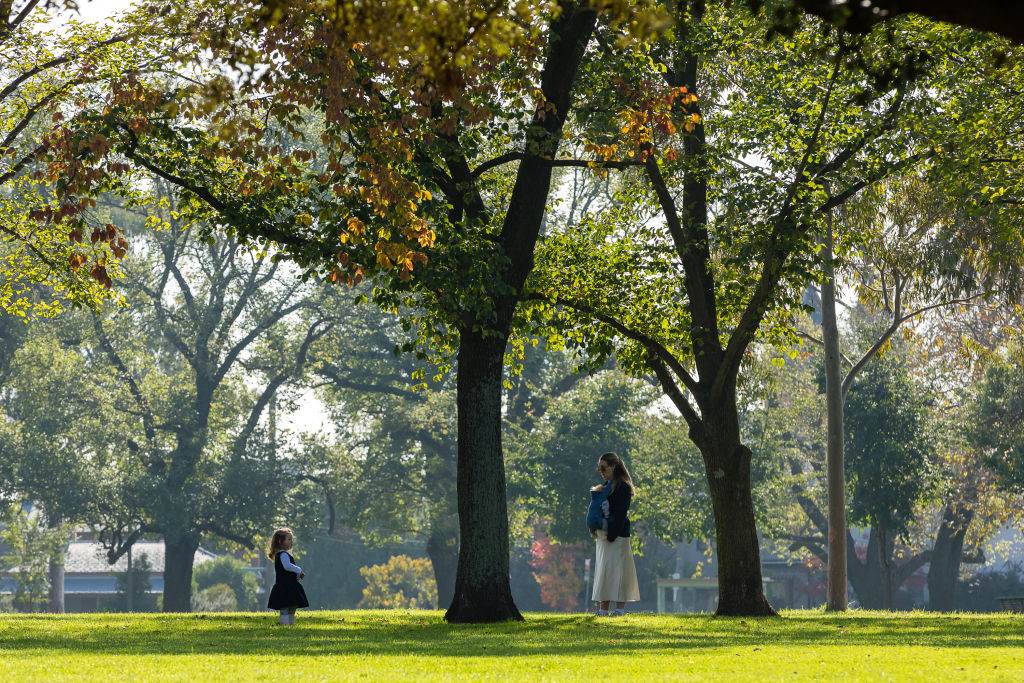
[{"xmin": 63, "ymin": 541, "xmax": 218, "ymax": 574}]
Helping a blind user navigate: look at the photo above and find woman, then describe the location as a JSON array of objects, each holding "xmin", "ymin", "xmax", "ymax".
[{"xmin": 590, "ymin": 451, "xmax": 640, "ymax": 616}]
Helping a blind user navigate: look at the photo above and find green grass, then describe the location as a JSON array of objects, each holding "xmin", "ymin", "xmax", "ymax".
[{"xmin": 1, "ymin": 609, "xmax": 1022, "ymax": 681}]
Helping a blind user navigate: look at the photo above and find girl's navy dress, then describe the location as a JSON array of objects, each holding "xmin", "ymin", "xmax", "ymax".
[{"xmin": 267, "ymin": 551, "xmax": 309, "ymax": 609}]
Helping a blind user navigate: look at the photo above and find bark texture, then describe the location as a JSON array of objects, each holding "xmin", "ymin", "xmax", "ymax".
[
  {"xmin": 427, "ymin": 513, "xmax": 460, "ymax": 610},
  {"xmin": 445, "ymin": 330, "xmax": 521, "ymax": 622},
  {"xmin": 47, "ymin": 560, "xmax": 65, "ymax": 613},
  {"xmin": 443, "ymin": 1, "xmax": 597, "ymax": 622},
  {"xmin": 928, "ymin": 504, "xmax": 973, "ymax": 611},
  {"xmin": 820, "ymin": 223, "xmax": 848, "ymax": 611},
  {"xmin": 161, "ymin": 536, "xmax": 199, "ymax": 612}
]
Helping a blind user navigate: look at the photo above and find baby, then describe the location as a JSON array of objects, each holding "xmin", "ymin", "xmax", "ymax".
[{"xmin": 586, "ymin": 480, "xmax": 613, "ymax": 536}]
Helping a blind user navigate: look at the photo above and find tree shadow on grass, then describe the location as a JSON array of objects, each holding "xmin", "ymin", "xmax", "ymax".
[{"xmin": 0, "ymin": 611, "xmax": 1021, "ymax": 658}]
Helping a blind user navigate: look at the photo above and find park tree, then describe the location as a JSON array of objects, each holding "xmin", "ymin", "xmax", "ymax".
[
  {"xmin": 0, "ymin": 321, "xmax": 130, "ymax": 611},
  {"xmin": 842, "ymin": 347, "xmax": 934, "ymax": 608},
  {"xmin": 305, "ymin": 297, "xmax": 461, "ymax": 607},
  {"xmin": 808, "ymin": 172, "xmax": 1021, "ymax": 610},
  {"xmin": 970, "ymin": 342, "xmax": 1024, "ymax": 496},
  {"xmin": 81, "ymin": 192, "xmax": 339, "ymax": 611},
  {"xmin": 526, "ymin": 1, "xmax": 1024, "ymax": 615},
  {"xmin": 759, "ymin": 305, "xmax": 1017, "ymax": 611},
  {"xmin": 0, "ymin": 504, "xmax": 70, "ymax": 611}
]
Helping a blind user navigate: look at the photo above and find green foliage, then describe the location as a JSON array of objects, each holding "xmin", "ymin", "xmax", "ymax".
[
  {"xmin": 191, "ymin": 583, "xmax": 238, "ymax": 613},
  {"xmin": 0, "ymin": 1, "xmax": 200, "ymax": 315},
  {"xmin": 844, "ymin": 352, "xmax": 934, "ymax": 538},
  {"xmin": 970, "ymin": 344, "xmax": 1024, "ymax": 494},
  {"xmin": 0, "ymin": 506, "xmax": 68, "ymax": 612},
  {"xmin": 506, "ymin": 371, "xmax": 654, "ymax": 543},
  {"xmin": 109, "ymin": 552, "xmax": 157, "ymax": 613},
  {"xmin": 358, "ymin": 555, "xmax": 437, "ymax": 609},
  {"xmin": 0, "ymin": 323, "xmax": 122, "ymax": 527},
  {"xmin": 193, "ymin": 557, "xmax": 260, "ymax": 611}
]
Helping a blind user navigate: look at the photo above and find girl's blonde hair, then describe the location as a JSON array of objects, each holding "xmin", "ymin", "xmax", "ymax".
[{"xmin": 266, "ymin": 527, "xmax": 293, "ymax": 559}]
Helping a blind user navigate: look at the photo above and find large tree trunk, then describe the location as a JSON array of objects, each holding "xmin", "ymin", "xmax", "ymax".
[
  {"xmin": 928, "ymin": 503, "xmax": 973, "ymax": 611},
  {"xmin": 161, "ymin": 535, "xmax": 199, "ymax": 612},
  {"xmin": 848, "ymin": 529, "xmax": 884, "ymax": 608},
  {"xmin": 445, "ymin": 329, "xmax": 522, "ymax": 622},
  {"xmin": 846, "ymin": 540, "xmax": 875, "ymax": 608},
  {"xmin": 701, "ymin": 405, "xmax": 776, "ymax": 616},
  {"xmin": 427, "ymin": 512, "xmax": 459, "ymax": 610},
  {"xmin": 820, "ymin": 222, "xmax": 848, "ymax": 611}
]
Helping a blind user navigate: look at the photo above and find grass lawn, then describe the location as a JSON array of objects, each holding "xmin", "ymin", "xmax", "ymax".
[{"xmin": 1, "ymin": 609, "xmax": 1021, "ymax": 681}]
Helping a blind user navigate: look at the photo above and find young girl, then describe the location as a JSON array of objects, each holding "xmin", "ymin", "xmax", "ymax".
[{"xmin": 266, "ymin": 528, "xmax": 309, "ymax": 625}]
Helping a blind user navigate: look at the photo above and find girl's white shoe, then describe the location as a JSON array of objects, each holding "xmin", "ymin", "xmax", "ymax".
[
  {"xmin": 596, "ymin": 609, "xmax": 609, "ymax": 616},
  {"xmin": 613, "ymin": 609, "xmax": 626, "ymax": 617}
]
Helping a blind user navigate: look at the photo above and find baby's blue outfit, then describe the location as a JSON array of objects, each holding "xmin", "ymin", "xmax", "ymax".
[{"xmin": 586, "ymin": 480, "xmax": 613, "ymax": 532}]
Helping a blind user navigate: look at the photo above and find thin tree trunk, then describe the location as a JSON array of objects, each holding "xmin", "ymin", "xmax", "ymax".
[
  {"xmin": 161, "ymin": 536, "xmax": 199, "ymax": 612},
  {"xmin": 126, "ymin": 545, "xmax": 134, "ymax": 612},
  {"xmin": 877, "ymin": 524, "xmax": 893, "ymax": 610},
  {"xmin": 445, "ymin": 328, "xmax": 522, "ymax": 622},
  {"xmin": 427, "ymin": 513, "xmax": 459, "ymax": 610},
  {"xmin": 928, "ymin": 504, "xmax": 973, "ymax": 611},
  {"xmin": 820, "ymin": 220, "xmax": 848, "ymax": 611},
  {"xmin": 47, "ymin": 560, "xmax": 65, "ymax": 614}
]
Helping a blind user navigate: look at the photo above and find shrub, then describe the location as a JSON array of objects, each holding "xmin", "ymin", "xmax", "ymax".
[
  {"xmin": 956, "ymin": 564, "xmax": 1024, "ymax": 612},
  {"xmin": 193, "ymin": 557, "xmax": 259, "ymax": 611},
  {"xmin": 358, "ymin": 555, "xmax": 437, "ymax": 609},
  {"xmin": 191, "ymin": 583, "xmax": 238, "ymax": 612},
  {"xmin": 529, "ymin": 533, "xmax": 585, "ymax": 611}
]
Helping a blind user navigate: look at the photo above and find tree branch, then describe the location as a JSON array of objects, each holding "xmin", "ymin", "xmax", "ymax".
[{"xmin": 796, "ymin": 331, "xmax": 854, "ymax": 369}]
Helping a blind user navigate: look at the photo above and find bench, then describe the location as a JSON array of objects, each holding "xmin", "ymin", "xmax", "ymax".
[{"xmin": 998, "ymin": 596, "xmax": 1024, "ymax": 613}]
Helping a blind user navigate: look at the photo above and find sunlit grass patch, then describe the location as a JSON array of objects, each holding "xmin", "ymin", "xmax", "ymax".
[{"xmin": 1, "ymin": 609, "xmax": 1021, "ymax": 680}]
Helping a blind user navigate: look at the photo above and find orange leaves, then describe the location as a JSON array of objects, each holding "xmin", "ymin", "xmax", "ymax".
[
  {"xmin": 89, "ymin": 263, "xmax": 113, "ymax": 289},
  {"xmin": 594, "ymin": 83, "xmax": 700, "ymax": 163},
  {"xmin": 416, "ymin": 228, "xmax": 435, "ymax": 248},
  {"xmin": 374, "ymin": 240, "xmax": 429, "ymax": 281}
]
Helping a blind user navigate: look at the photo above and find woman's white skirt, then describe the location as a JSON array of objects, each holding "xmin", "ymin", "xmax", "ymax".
[{"xmin": 592, "ymin": 530, "xmax": 640, "ymax": 602}]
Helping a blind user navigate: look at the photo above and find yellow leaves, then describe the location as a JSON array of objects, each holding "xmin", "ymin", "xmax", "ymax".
[
  {"xmin": 358, "ymin": 555, "xmax": 437, "ymax": 610},
  {"xmin": 417, "ymin": 229, "xmax": 435, "ymax": 248},
  {"xmin": 584, "ymin": 141, "xmax": 619, "ymax": 161},
  {"xmin": 347, "ymin": 216, "xmax": 365, "ymax": 235},
  {"xmin": 375, "ymin": 240, "xmax": 430, "ymax": 281},
  {"xmin": 295, "ymin": 213, "xmax": 313, "ymax": 227}
]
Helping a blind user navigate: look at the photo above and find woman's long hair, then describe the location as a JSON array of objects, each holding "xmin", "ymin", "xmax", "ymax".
[
  {"xmin": 266, "ymin": 527, "xmax": 293, "ymax": 559},
  {"xmin": 601, "ymin": 452, "xmax": 635, "ymax": 495}
]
